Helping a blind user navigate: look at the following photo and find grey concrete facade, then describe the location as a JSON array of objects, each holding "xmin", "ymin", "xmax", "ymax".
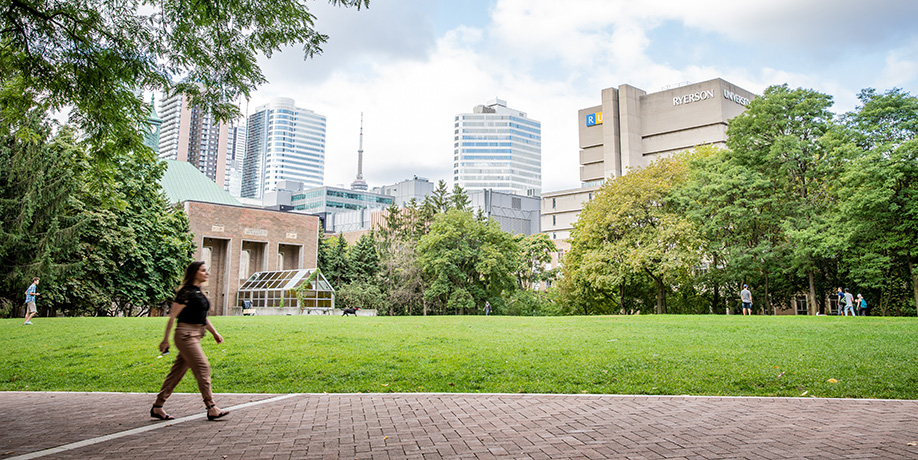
[
  {"xmin": 469, "ymin": 189, "xmax": 541, "ymax": 235},
  {"xmin": 372, "ymin": 176, "xmax": 435, "ymax": 208},
  {"xmin": 540, "ymin": 186, "xmax": 600, "ymax": 279},
  {"xmin": 580, "ymin": 78, "xmax": 755, "ymax": 181}
]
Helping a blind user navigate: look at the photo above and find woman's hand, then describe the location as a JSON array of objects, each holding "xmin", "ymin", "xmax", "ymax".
[
  {"xmin": 159, "ymin": 340, "xmax": 170, "ymax": 353},
  {"xmin": 213, "ymin": 332, "xmax": 224, "ymax": 344}
]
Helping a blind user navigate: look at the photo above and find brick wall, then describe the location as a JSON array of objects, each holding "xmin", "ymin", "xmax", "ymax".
[{"xmin": 184, "ymin": 201, "xmax": 319, "ymax": 315}]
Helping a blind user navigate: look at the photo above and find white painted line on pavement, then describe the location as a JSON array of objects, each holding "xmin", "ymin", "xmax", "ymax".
[{"xmin": 6, "ymin": 393, "xmax": 301, "ymax": 460}]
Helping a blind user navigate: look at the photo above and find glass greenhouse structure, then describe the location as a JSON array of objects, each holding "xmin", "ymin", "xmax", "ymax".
[{"xmin": 237, "ymin": 269, "xmax": 334, "ymax": 310}]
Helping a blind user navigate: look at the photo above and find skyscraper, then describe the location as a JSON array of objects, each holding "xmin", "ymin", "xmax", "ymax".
[
  {"xmin": 158, "ymin": 92, "xmax": 229, "ymax": 183},
  {"xmin": 454, "ymin": 98, "xmax": 541, "ymax": 196},
  {"xmin": 241, "ymin": 97, "xmax": 326, "ymax": 199},
  {"xmin": 224, "ymin": 119, "xmax": 246, "ymax": 196}
]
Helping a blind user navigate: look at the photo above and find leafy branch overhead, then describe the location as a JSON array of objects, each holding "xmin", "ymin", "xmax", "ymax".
[{"xmin": 0, "ymin": 0, "xmax": 368, "ymax": 158}]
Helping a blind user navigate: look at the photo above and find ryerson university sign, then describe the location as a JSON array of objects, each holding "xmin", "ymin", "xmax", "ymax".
[{"xmin": 673, "ymin": 89, "xmax": 751, "ymax": 107}]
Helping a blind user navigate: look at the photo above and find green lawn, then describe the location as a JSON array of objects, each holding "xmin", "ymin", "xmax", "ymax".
[{"xmin": 2, "ymin": 315, "xmax": 916, "ymax": 399}]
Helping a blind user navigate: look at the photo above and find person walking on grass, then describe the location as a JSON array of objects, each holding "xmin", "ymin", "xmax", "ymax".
[
  {"xmin": 836, "ymin": 287, "xmax": 845, "ymax": 315},
  {"xmin": 843, "ymin": 289, "xmax": 856, "ymax": 317},
  {"xmin": 740, "ymin": 284, "xmax": 752, "ymax": 315},
  {"xmin": 23, "ymin": 277, "xmax": 39, "ymax": 325},
  {"xmin": 151, "ymin": 261, "xmax": 229, "ymax": 422},
  {"xmin": 857, "ymin": 294, "xmax": 868, "ymax": 316}
]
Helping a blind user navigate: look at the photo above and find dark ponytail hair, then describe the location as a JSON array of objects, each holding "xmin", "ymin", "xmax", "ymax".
[{"xmin": 181, "ymin": 261, "xmax": 205, "ymax": 290}]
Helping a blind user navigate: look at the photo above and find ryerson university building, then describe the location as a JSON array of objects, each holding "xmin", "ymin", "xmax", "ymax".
[{"xmin": 541, "ymin": 78, "xmax": 757, "ymax": 277}]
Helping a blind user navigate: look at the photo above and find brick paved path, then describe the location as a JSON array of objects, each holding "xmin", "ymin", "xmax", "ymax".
[{"xmin": 1, "ymin": 392, "xmax": 916, "ymax": 459}]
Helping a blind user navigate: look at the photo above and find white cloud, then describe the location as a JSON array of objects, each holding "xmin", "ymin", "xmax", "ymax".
[
  {"xmin": 246, "ymin": 0, "xmax": 918, "ymax": 195},
  {"xmin": 877, "ymin": 43, "xmax": 918, "ymax": 94}
]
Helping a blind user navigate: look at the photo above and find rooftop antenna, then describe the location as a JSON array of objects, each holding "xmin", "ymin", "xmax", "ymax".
[{"xmin": 350, "ymin": 112, "xmax": 368, "ymax": 191}]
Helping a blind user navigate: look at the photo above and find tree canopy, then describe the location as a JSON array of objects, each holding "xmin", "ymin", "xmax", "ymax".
[
  {"xmin": 560, "ymin": 85, "xmax": 918, "ymax": 316},
  {"xmin": 1, "ymin": 0, "xmax": 368, "ymax": 161}
]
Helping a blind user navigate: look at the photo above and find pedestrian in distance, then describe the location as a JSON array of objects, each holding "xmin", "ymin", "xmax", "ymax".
[
  {"xmin": 740, "ymin": 284, "xmax": 752, "ymax": 315},
  {"xmin": 484, "ymin": 300, "xmax": 491, "ymax": 316},
  {"xmin": 23, "ymin": 277, "xmax": 39, "ymax": 325},
  {"xmin": 151, "ymin": 261, "xmax": 229, "ymax": 422},
  {"xmin": 836, "ymin": 287, "xmax": 845, "ymax": 315},
  {"xmin": 857, "ymin": 294, "xmax": 868, "ymax": 316},
  {"xmin": 843, "ymin": 289, "xmax": 856, "ymax": 317}
]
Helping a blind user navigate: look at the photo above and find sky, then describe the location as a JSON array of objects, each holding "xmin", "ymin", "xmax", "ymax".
[{"xmin": 242, "ymin": 0, "xmax": 918, "ymax": 193}]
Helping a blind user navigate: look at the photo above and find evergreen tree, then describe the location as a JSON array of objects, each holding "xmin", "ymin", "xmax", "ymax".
[
  {"xmin": 0, "ymin": 104, "xmax": 85, "ymax": 315},
  {"xmin": 450, "ymin": 183, "xmax": 471, "ymax": 211},
  {"xmin": 348, "ymin": 233, "xmax": 379, "ymax": 282}
]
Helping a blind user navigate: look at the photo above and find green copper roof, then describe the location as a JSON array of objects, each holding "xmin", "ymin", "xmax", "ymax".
[{"xmin": 159, "ymin": 160, "xmax": 241, "ymax": 206}]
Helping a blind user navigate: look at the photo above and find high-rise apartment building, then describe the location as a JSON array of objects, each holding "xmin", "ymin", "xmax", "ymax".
[
  {"xmin": 158, "ymin": 92, "xmax": 229, "ymax": 183},
  {"xmin": 225, "ymin": 119, "xmax": 246, "ymax": 196},
  {"xmin": 454, "ymin": 99, "xmax": 541, "ymax": 197},
  {"xmin": 241, "ymin": 98, "xmax": 326, "ymax": 199}
]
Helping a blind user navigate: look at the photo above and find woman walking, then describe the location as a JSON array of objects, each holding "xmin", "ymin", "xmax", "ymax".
[{"xmin": 150, "ymin": 261, "xmax": 229, "ymax": 421}]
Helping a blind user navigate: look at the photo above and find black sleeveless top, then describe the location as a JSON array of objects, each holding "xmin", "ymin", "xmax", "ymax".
[{"xmin": 174, "ymin": 285, "xmax": 210, "ymax": 325}]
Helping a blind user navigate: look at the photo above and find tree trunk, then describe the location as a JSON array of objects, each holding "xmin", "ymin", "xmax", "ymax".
[
  {"xmin": 655, "ymin": 277, "xmax": 666, "ymax": 314},
  {"xmin": 764, "ymin": 272, "xmax": 770, "ymax": 316},
  {"xmin": 807, "ymin": 270, "xmax": 817, "ymax": 316},
  {"xmin": 620, "ymin": 284, "xmax": 626, "ymax": 315},
  {"xmin": 909, "ymin": 256, "xmax": 918, "ymax": 316}
]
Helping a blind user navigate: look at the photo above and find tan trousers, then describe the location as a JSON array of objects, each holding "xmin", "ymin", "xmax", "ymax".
[{"xmin": 155, "ymin": 323, "xmax": 214, "ymax": 408}]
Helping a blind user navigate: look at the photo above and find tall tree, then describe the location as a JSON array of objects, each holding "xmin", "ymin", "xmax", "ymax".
[
  {"xmin": 673, "ymin": 145, "xmax": 789, "ymax": 313},
  {"xmin": 838, "ymin": 88, "xmax": 918, "ymax": 315},
  {"xmin": 348, "ymin": 233, "xmax": 379, "ymax": 282},
  {"xmin": 426, "ymin": 180, "xmax": 450, "ymax": 214},
  {"xmin": 0, "ymin": 104, "xmax": 85, "ymax": 313},
  {"xmin": 417, "ymin": 209, "xmax": 518, "ymax": 315},
  {"xmin": 1, "ymin": 0, "xmax": 369, "ymax": 163},
  {"xmin": 450, "ymin": 183, "xmax": 470, "ymax": 211},
  {"xmin": 725, "ymin": 85, "xmax": 836, "ymax": 315},
  {"xmin": 321, "ymin": 235, "xmax": 349, "ymax": 287},
  {"xmin": 561, "ymin": 154, "xmax": 700, "ymax": 314},
  {"xmin": 515, "ymin": 232, "xmax": 557, "ymax": 290}
]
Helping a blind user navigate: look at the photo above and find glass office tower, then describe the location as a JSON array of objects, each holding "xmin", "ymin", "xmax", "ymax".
[
  {"xmin": 454, "ymin": 98, "xmax": 541, "ymax": 196},
  {"xmin": 241, "ymin": 98, "xmax": 326, "ymax": 199}
]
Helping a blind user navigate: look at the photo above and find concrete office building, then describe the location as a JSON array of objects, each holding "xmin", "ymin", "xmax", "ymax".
[
  {"xmin": 372, "ymin": 176, "xmax": 435, "ymax": 208},
  {"xmin": 158, "ymin": 92, "xmax": 229, "ymax": 183},
  {"xmin": 454, "ymin": 99, "xmax": 541, "ymax": 197},
  {"xmin": 468, "ymin": 189, "xmax": 541, "ymax": 236},
  {"xmin": 540, "ymin": 186, "xmax": 600, "ymax": 278},
  {"xmin": 579, "ymin": 78, "xmax": 754, "ymax": 183},
  {"xmin": 241, "ymin": 97, "xmax": 326, "ymax": 199},
  {"xmin": 542, "ymin": 78, "xmax": 756, "ymax": 272}
]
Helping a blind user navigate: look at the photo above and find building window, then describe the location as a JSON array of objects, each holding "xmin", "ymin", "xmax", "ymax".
[
  {"xmin": 552, "ymin": 215, "xmax": 556, "ymax": 226},
  {"xmin": 552, "ymin": 198, "xmax": 556, "ymax": 209}
]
